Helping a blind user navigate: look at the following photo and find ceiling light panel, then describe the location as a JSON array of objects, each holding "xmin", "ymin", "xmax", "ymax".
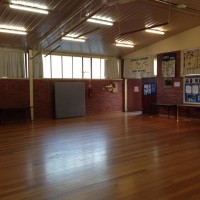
[
  {"xmin": 0, "ymin": 25, "xmax": 27, "ymax": 35},
  {"xmin": 87, "ymin": 15, "xmax": 113, "ymax": 26},
  {"xmin": 10, "ymin": 0, "xmax": 49, "ymax": 14},
  {"xmin": 62, "ymin": 35, "xmax": 86, "ymax": 42},
  {"xmin": 115, "ymin": 40, "xmax": 134, "ymax": 48},
  {"xmin": 145, "ymin": 29, "xmax": 165, "ymax": 34}
]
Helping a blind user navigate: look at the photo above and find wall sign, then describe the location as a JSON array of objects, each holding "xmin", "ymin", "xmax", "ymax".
[{"xmin": 123, "ymin": 56, "xmax": 154, "ymax": 78}]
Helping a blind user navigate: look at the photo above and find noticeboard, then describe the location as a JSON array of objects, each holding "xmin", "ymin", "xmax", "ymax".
[
  {"xmin": 143, "ymin": 83, "xmax": 157, "ymax": 95},
  {"xmin": 184, "ymin": 76, "xmax": 200, "ymax": 103}
]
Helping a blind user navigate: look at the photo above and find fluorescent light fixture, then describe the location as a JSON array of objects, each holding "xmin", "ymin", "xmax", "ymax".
[
  {"xmin": 10, "ymin": 0, "xmax": 48, "ymax": 14},
  {"xmin": 87, "ymin": 15, "xmax": 113, "ymax": 26},
  {"xmin": 177, "ymin": 4, "xmax": 187, "ymax": 8},
  {"xmin": 145, "ymin": 29, "xmax": 165, "ymax": 35},
  {"xmin": 115, "ymin": 41, "xmax": 134, "ymax": 48},
  {"xmin": 115, "ymin": 43, "xmax": 134, "ymax": 48},
  {"xmin": 0, "ymin": 25, "xmax": 27, "ymax": 35},
  {"xmin": 62, "ymin": 36, "xmax": 85, "ymax": 42},
  {"xmin": 87, "ymin": 18, "xmax": 113, "ymax": 26}
]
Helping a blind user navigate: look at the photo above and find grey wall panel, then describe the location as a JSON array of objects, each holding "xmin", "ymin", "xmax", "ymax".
[{"xmin": 55, "ymin": 82, "xmax": 85, "ymax": 118}]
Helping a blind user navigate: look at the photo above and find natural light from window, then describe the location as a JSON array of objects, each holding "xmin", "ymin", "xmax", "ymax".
[
  {"xmin": 42, "ymin": 55, "xmax": 51, "ymax": 78},
  {"xmin": 92, "ymin": 58, "xmax": 101, "ymax": 79},
  {"xmin": 51, "ymin": 55, "xmax": 62, "ymax": 78},
  {"xmin": 42, "ymin": 54, "xmax": 106, "ymax": 79},
  {"xmin": 63, "ymin": 56, "xmax": 72, "ymax": 78},
  {"xmin": 154, "ymin": 56, "xmax": 157, "ymax": 76},
  {"xmin": 83, "ymin": 58, "xmax": 91, "ymax": 79},
  {"xmin": 73, "ymin": 57, "xmax": 82, "ymax": 79},
  {"xmin": 101, "ymin": 59, "xmax": 105, "ymax": 79}
]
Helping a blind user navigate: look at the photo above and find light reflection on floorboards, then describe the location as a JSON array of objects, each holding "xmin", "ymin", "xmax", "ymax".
[{"xmin": 0, "ymin": 112, "xmax": 200, "ymax": 200}]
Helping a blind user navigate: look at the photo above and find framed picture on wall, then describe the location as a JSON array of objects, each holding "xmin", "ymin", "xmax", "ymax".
[
  {"xmin": 162, "ymin": 53, "xmax": 176, "ymax": 77},
  {"xmin": 164, "ymin": 78, "xmax": 173, "ymax": 88}
]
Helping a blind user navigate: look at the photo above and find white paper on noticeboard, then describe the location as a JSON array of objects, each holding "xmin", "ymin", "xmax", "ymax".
[
  {"xmin": 186, "ymin": 85, "xmax": 192, "ymax": 94},
  {"xmin": 192, "ymin": 85, "xmax": 199, "ymax": 94}
]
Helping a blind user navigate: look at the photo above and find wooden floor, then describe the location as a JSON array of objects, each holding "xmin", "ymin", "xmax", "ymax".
[{"xmin": 1, "ymin": 112, "xmax": 200, "ymax": 200}]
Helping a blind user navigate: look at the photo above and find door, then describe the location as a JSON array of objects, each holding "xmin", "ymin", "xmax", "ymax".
[{"xmin": 127, "ymin": 79, "xmax": 142, "ymax": 111}]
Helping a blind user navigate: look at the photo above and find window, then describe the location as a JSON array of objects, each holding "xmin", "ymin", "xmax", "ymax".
[
  {"xmin": 42, "ymin": 54, "xmax": 106, "ymax": 79},
  {"xmin": 92, "ymin": 58, "xmax": 101, "ymax": 79},
  {"xmin": 101, "ymin": 59, "xmax": 105, "ymax": 79},
  {"xmin": 42, "ymin": 55, "xmax": 51, "ymax": 78},
  {"xmin": 154, "ymin": 56, "xmax": 157, "ymax": 76},
  {"xmin": 73, "ymin": 57, "xmax": 82, "ymax": 78},
  {"xmin": 63, "ymin": 56, "xmax": 72, "ymax": 78},
  {"xmin": 51, "ymin": 55, "xmax": 62, "ymax": 78},
  {"xmin": 83, "ymin": 57, "xmax": 91, "ymax": 79},
  {"xmin": 92, "ymin": 58, "xmax": 105, "ymax": 79}
]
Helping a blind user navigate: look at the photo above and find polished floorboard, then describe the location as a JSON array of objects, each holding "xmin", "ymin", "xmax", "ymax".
[{"xmin": 1, "ymin": 112, "xmax": 200, "ymax": 200}]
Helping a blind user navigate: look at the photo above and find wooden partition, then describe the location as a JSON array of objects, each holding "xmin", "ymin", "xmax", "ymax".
[{"xmin": 142, "ymin": 77, "xmax": 157, "ymax": 114}]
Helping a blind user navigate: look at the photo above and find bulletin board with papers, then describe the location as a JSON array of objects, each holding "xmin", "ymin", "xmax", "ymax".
[
  {"xmin": 143, "ymin": 83, "xmax": 157, "ymax": 96},
  {"xmin": 184, "ymin": 76, "xmax": 200, "ymax": 103}
]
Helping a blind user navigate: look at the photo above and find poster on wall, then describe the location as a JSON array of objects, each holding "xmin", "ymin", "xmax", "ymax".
[
  {"xmin": 162, "ymin": 53, "xmax": 176, "ymax": 77},
  {"xmin": 123, "ymin": 56, "xmax": 154, "ymax": 78},
  {"xmin": 184, "ymin": 76, "xmax": 200, "ymax": 103},
  {"xmin": 183, "ymin": 48, "xmax": 200, "ymax": 69},
  {"xmin": 129, "ymin": 57, "xmax": 150, "ymax": 73},
  {"xmin": 144, "ymin": 83, "xmax": 157, "ymax": 95}
]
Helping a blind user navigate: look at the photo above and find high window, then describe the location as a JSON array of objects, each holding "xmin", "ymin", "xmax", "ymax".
[{"xmin": 42, "ymin": 55, "xmax": 105, "ymax": 79}]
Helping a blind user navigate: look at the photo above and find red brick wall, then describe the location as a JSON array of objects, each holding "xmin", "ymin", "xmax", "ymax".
[
  {"xmin": 0, "ymin": 79, "xmax": 29, "ymax": 107},
  {"xmin": 33, "ymin": 80, "xmax": 54, "ymax": 119},
  {"xmin": 0, "ymin": 79, "xmax": 123, "ymax": 119},
  {"xmin": 157, "ymin": 51, "xmax": 200, "ymax": 118},
  {"xmin": 157, "ymin": 52, "xmax": 182, "ymax": 116},
  {"xmin": 157, "ymin": 51, "xmax": 183, "ymax": 104},
  {"xmin": 85, "ymin": 80, "xmax": 123, "ymax": 115},
  {"xmin": 33, "ymin": 79, "xmax": 124, "ymax": 119}
]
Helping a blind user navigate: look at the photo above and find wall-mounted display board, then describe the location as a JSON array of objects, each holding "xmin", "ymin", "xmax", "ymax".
[
  {"xmin": 162, "ymin": 53, "xmax": 176, "ymax": 77},
  {"xmin": 123, "ymin": 56, "xmax": 154, "ymax": 78},
  {"xmin": 143, "ymin": 83, "xmax": 157, "ymax": 95},
  {"xmin": 181, "ymin": 48, "xmax": 200, "ymax": 76},
  {"xmin": 184, "ymin": 76, "xmax": 200, "ymax": 104},
  {"xmin": 183, "ymin": 48, "xmax": 200, "ymax": 69}
]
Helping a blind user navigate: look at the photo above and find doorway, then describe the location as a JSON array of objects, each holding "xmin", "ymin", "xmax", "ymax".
[{"xmin": 127, "ymin": 79, "xmax": 142, "ymax": 112}]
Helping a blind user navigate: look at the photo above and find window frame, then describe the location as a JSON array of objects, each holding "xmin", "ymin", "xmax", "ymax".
[{"xmin": 42, "ymin": 54, "xmax": 106, "ymax": 80}]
